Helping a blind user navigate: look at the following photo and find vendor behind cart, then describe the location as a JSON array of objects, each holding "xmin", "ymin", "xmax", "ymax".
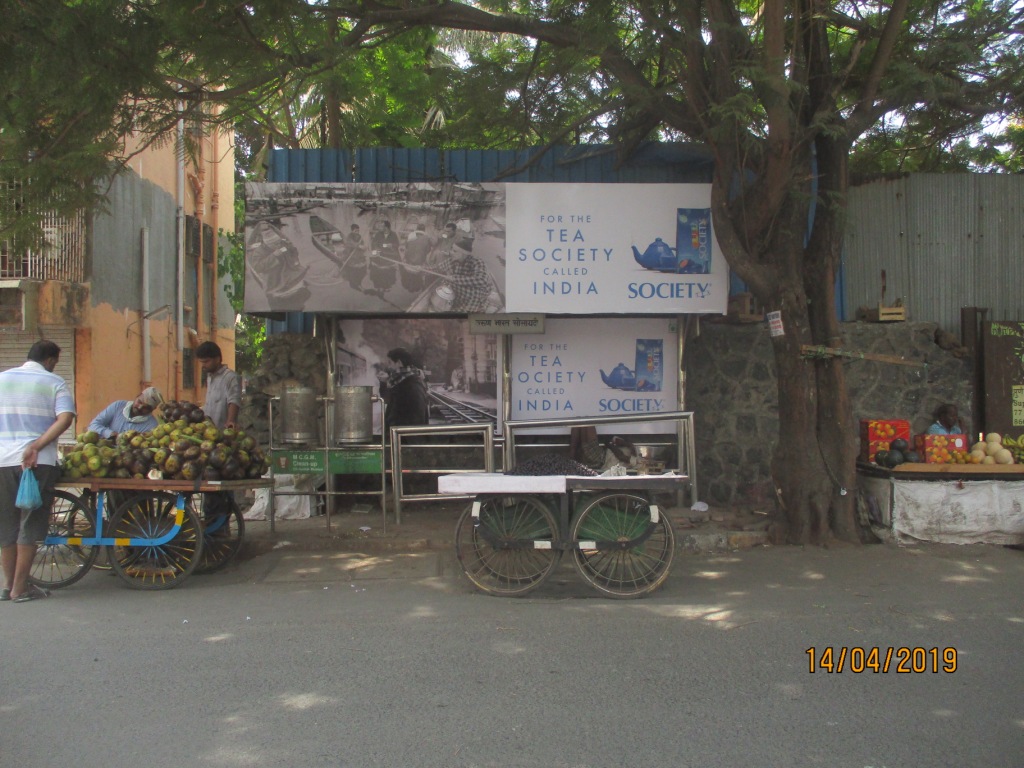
[
  {"xmin": 926, "ymin": 403, "xmax": 965, "ymax": 435},
  {"xmin": 197, "ymin": 341, "xmax": 242, "ymax": 524},
  {"xmin": 87, "ymin": 387, "xmax": 163, "ymax": 439}
]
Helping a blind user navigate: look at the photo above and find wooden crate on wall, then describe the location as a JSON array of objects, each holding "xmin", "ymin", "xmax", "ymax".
[
  {"xmin": 726, "ymin": 292, "xmax": 764, "ymax": 323},
  {"xmin": 865, "ymin": 305, "xmax": 907, "ymax": 323}
]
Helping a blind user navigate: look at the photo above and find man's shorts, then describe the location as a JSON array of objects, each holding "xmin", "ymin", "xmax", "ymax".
[{"xmin": 0, "ymin": 465, "xmax": 59, "ymax": 546}]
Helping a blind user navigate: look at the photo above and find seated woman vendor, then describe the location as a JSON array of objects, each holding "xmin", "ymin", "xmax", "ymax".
[{"xmin": 926, "ymin": 403, "xmax": 965, "ymax": 435}]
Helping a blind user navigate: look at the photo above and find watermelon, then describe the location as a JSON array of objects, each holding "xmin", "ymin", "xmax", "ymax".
[{"xmin": 884, "ymin": 450, "xmax": 905, "ymax": 468}]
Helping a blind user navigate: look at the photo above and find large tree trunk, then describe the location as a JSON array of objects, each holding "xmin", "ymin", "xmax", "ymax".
[
  {"xmin": 804, "ymin": 134, "xmax": 860, "ymax": 543},
  {"xmin": 711, "ymin": 140, "xmax": 861, "ymax": 544}
]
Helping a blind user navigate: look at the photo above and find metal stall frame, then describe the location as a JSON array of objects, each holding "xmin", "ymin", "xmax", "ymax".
[
  {"xmin": 502, "ymin": 410, "xmax": 698, "ymax": 506},
  {"xmin": 389, "ymin": 423, "xmax": 496, "ymax": 525},
  {"xmin": 267, "ymin": 392, "xmax": 388, "ymax": 533}
]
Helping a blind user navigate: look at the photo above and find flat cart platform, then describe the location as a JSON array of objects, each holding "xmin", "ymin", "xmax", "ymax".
[
  {"xmin": 31, "ymin": 478, "xmax": 272, "ymax": 591},
  {"xmin": 439, "ymin": 472, "xmax": 686, "ymax": 598}
]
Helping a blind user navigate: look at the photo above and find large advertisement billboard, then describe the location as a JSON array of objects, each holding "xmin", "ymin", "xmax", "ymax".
[
  {"xmin": 245, "ymin": 182, "xmax": 726, "ymax": 316},
  {"xmin": 505, "ymin": 184, "xmax": 723, "ymax": 313},
  {"xmin": 510, "ymin": 317, "xmax": 679, "ymax": 433}
]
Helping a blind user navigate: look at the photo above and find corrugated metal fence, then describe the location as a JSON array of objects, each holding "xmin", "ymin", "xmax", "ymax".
[
  {"xmin": 843, "ymin": 173, "xmax": 1024, "ymax": 336},
  {"xmin": 266, "ymin": 143, "xmax": 715, "ymax": 185}
]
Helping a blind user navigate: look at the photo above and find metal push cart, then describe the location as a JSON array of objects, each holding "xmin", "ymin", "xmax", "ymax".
[
  {"xmin": 30, "ymin": 477, "xmax": 272, "ymax": 591},
  {"xmin": 441, "ymin": 473, "xmax": 685, "ymax": 598},
  {"xmin": 440, "ymin": 411, "xmax": 696, "ymax": 599}
]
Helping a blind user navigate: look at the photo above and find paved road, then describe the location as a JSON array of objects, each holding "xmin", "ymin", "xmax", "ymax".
[{"xmin": 3, "ymin": 542, "xmax": 1022, "ymax": 767}]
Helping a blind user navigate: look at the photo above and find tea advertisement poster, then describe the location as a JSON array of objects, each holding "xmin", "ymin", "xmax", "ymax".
[
  {"xmin": 509, "ymin": 317, "xmax": 679, "ymax": 432},
  {"xmin": 245, "ymin": 182, "xmax": 726, "ymax": 316},
  {"xmin": 504, "ymin": 183, "xmax": 726, "ymax": 314}
]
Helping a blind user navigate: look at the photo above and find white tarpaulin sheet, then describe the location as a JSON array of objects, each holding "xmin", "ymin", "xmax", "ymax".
[
  {"xmin": 892, "ymin": 479, "xmax": 1024, "ymax": 545},
  {"xmin": 244, "ymin": 474, "xmax": 317, "ymax": 520}
]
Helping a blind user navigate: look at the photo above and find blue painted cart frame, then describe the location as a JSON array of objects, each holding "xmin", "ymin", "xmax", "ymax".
[{"xmin": 31, "ymin": 478, "xmax": 271, "ymax": 591}]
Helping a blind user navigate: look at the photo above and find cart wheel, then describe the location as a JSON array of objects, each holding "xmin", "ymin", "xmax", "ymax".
[
  {"xmin": 454, "ymin": 495, "xmax": 562, "ymax": 596},
  {"xmin": 570, "ymin": 493, "xmax": 675, "ymax": 599},
  {"xmin": 29, "ymin": 490, "xmax": 100, "ymax": 590},
  {"xmin": 194, "ymin": 494, "xmax": 245, "ymax": 574},
  {"xmin": 107, "ymin": 492, "xmax": 203, "ymax": 590}
]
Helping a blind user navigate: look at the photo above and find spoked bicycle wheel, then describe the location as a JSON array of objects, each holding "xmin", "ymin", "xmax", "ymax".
[
  {"xmin": 107, "ymin": 492, "xmax": 203, "ymax": 590},
  {"xmin": 570, "ymin": 492, "xmax": 675, "ymax": 598},
  {"xmin": 91, "ymin": 490, "xmax": 130, "ymax": 571},
  {"xmin": 454, "ymin": 494, "xmax": 562, "ymax": 596},
  {"xmin": 193, "ymin": 494, "xmax": 245, "ymax": 574},
  {"xmin": 30, "ymin": 490, "xmax": 100, "ymax": 590}
]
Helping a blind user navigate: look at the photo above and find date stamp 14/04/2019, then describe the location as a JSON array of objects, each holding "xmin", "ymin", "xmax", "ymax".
[{"xmin": 806, "ymin": 647, "xmax": 957, "ymax": 674}]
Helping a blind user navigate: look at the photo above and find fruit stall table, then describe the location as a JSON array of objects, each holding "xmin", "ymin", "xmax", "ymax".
[
  {"xmin": 33, "ymin": 477, "xmax": 273, "ymax": 591},
  {"xmin": 857, "ymin": 462, "xmax": 1024, "ymax": 545}
]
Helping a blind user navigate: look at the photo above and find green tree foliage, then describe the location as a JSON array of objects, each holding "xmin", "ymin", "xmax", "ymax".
[
  {"xmin": 0, "ymin": 0, "xmax": 166, "ymax": 245},
  {"xmin": 218, "ymin": 193, "xmax": 266, "ymax": 375}
]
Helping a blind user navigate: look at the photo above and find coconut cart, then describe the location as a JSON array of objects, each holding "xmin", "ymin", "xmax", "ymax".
[{"xmin": 31, "ymin": 476, "xmax": 272, "ymax": 591}]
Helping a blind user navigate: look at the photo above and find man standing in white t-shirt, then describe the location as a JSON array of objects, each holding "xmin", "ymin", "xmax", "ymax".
[{"xmin": 0, "ymin": 340, "xmax": 76, "ymax": 603}]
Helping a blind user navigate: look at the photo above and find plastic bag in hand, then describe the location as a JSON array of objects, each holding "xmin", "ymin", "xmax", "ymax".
[{"xmin": 16, "ymin": 468, "xmax": 42, "ymax": 511}]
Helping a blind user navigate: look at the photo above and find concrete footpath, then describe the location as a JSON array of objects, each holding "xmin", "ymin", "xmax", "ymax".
[
  {"xmin": 240, "ymin": 499, "xmax": 771, "ymax": 556},
  {"xmin": 238, "ymin": 500, "xmax": 775, "ymax": 584}
]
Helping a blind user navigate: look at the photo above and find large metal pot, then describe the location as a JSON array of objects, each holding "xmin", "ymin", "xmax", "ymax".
[
  {"xmin": 281, "ymin": 386, "xmax": 319, "ymax": 445},
  {"xmin": 334, "ymin": 385, "xmax": 373, "ymax": 444}
]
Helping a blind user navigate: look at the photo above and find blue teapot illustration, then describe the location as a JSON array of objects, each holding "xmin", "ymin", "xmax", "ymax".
[
  {"xmin": 631, "ymin": 237, "xmax": 678, "ymax": 273},
  {"xmin": 600, "ymin": 363, "xmax": 638, "ymax": 390}
]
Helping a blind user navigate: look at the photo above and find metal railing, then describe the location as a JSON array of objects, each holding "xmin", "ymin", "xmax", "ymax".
[
  {"xmin": 0, "ymin": 182, "xmax": 86, "ymax": 282},
  {"xmin": 387, "ymin": 412, "xmax": 698, "ymax": 523},
  {"xmin": 388, "ymin": 423, "xmax": 496, "ymax": 525},
  {"xmin": 503, "ymin": 411, "xmax": 698, "ymax": 505}
]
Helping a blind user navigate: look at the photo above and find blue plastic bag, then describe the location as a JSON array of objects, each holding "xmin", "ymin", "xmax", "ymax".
[{"xmin": 16, "ymin": 468, "xmax": 42, "ymax": 511}]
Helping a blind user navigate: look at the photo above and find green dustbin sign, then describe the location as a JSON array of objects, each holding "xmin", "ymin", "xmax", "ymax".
[{"xmin": 272, "ymin": 449, "xmax": 382, "ymax": 475}]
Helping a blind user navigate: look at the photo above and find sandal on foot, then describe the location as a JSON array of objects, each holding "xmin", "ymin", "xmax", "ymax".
[
  {"xmin": 0, "ymin": 588, "xmax": 9, "ymax": 601},
  {"xmin": 12, "ymin": 585, "xmax": 50, "ymax": 603}
]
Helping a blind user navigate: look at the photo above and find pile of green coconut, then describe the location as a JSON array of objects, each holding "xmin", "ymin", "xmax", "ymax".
[{"xmin": 61, "ymin": 400, "xmax": 269, "ymax": 481}]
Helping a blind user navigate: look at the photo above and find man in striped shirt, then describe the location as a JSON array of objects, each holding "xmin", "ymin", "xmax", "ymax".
[{"xmin": 0, "ymin": 340, "xmax": 76, "ymax": 603}]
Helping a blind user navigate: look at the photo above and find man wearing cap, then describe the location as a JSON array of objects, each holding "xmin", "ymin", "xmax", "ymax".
[
  {"xmin": 87, "ymin": 387, "xmax": 164, "ymax": 439},
  {"xmin": 436, "ymin": 236, "xmax": 493, "ymax": 312}
]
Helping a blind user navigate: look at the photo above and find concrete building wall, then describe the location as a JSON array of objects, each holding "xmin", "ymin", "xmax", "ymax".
[{"xmin": 75, "ymin": 122, "xmax": 237, "ymax": 427}]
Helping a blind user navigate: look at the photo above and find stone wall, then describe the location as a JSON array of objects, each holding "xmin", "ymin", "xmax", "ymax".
[
  {"xmin": 243, "ymin": 324, "xmax": 974, "ymax": 507},
  {"xmin": 685, "ymin": 320, "xmax": 974, "ymax": 506}
]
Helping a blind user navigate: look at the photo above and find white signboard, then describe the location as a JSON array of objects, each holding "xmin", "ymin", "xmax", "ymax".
[
  {"xmin": 505, "ymin": 183, "xmax": 726, "ymax": 314},
  {"xmin": 510, "ymin": 317, "xmax": 679, "ymax": 432}
]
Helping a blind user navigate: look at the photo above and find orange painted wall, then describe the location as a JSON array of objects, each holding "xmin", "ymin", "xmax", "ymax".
[{"xmin": 80, "ymin": 121, "xmax": 237, "ymax": 422}]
